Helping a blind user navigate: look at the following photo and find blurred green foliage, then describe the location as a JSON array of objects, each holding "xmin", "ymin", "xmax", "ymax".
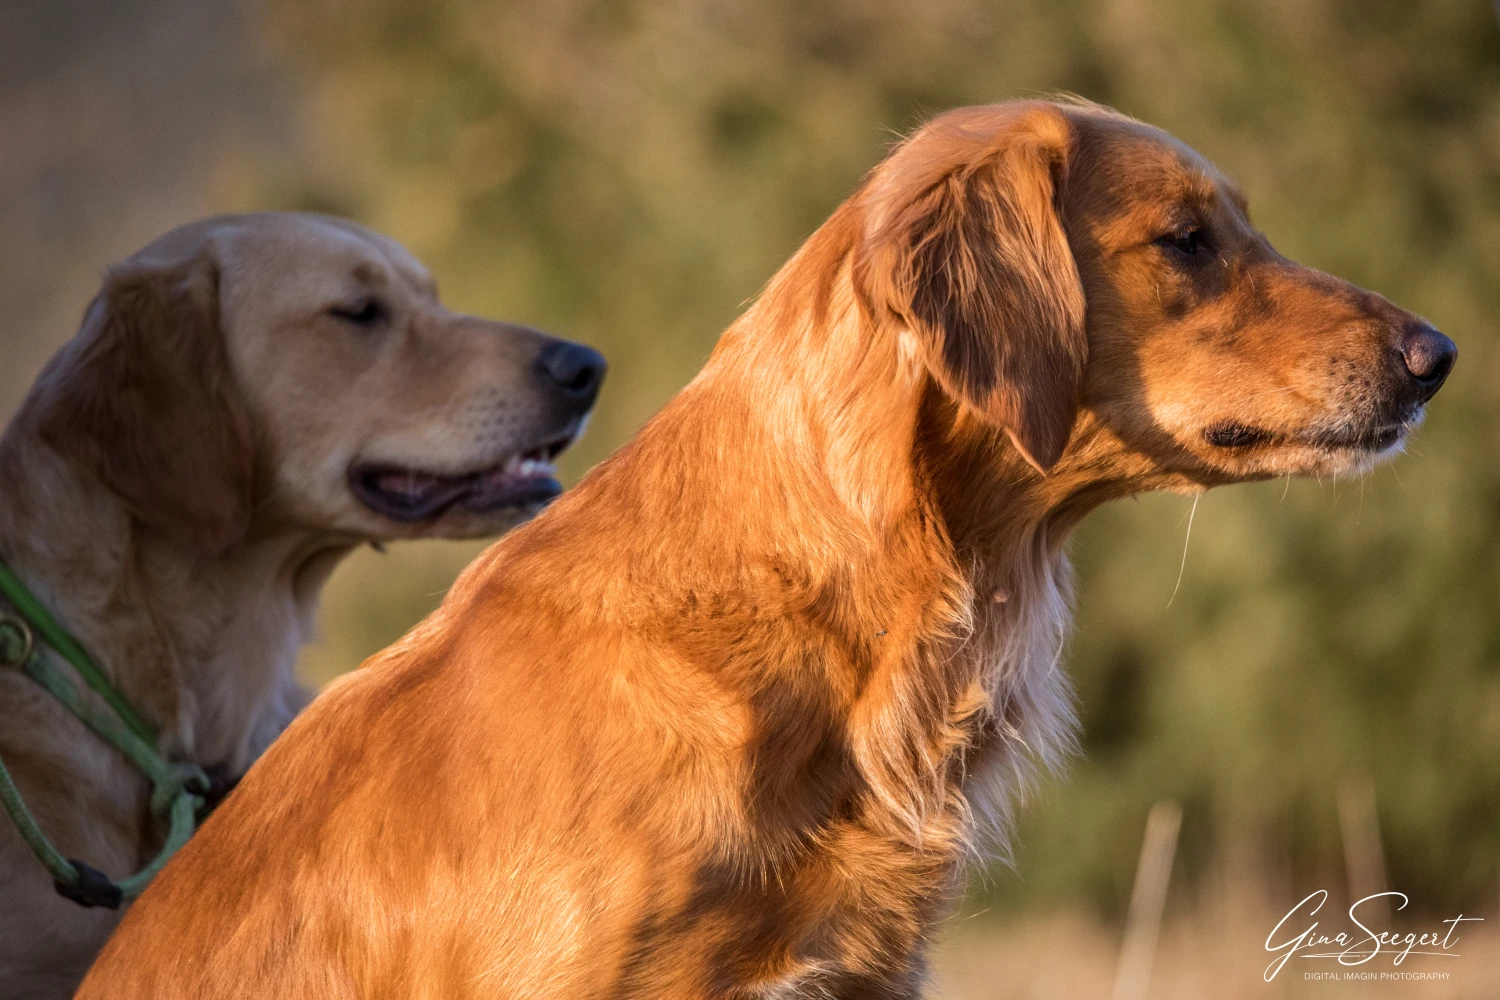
[{"xmin": 257, "ymin": 0, "xmax": 1500, "ymax": 915}]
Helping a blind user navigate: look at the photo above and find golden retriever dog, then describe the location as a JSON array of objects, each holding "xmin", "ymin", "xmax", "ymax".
[
  {"xmin": 0, "ymin": 212, "xmax": 603, "ymax": 997},
  {"xmin": 81, "ymin": 101, "xmax": 1453, "ymax": 999}
]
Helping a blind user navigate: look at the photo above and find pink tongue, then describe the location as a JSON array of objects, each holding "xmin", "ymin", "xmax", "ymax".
[
  {"xmin": 477, "ymin": 463, "xmax": 550, "ymax": 489},
  {"xmin": 375, "ymin": 471, "xmax": 445, "ymax": 499},
  {"xmin": 477, "ymin": 467, "xmax": 514, "ymax": 489}
]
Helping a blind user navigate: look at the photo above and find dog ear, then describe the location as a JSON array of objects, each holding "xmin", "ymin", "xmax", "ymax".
[
  {"xmin": 35, "ymin": 253, "xmax": 254, "ymax": 554},
  {"xmin": 859, "ymin": 104, "xmax": 1086, "ymax": 473}
]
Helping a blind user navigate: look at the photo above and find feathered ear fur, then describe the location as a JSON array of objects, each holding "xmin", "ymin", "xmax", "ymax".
[
  {"xmin": 858, "ymin": 103, "xmax": 1087, "ymax": 472},
  {"xmin": 34, "ymin": 252, "xmax": 254, "ymax": 554}
]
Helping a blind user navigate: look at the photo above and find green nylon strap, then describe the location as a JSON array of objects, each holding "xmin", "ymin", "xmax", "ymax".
[
  {"xmin": 0, "ymin": 557, "xmax": 211, "ymax": 906},
  {"xmin": 0, "ymin": 557, "xmax": 156, "ymax": 747},
  {"xmin": 0, "ymin": 752, "xmax": 76, "ymax": 881},
  {"xmin": 0, "ymin": 750, "xmax": 202, "ymax": 903},
  {"xmin": 116, "ymin": 783, "xmax": 200, "ymax": 898},
  {"xmin": 15, "ymin": 635, "xmax": 172, "ymax": 785}
]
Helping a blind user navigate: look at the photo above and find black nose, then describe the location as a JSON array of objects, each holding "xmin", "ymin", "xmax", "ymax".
[
  {"xmin": 1400, "ymin": 323, "xmax": 1456, "ymax": 402},
  {"xmin": 536, "ymin": 340, "xmax": 606, "ymax": 408}
]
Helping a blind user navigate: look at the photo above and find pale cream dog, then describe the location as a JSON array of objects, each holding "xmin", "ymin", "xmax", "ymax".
[{"xmin": 0, "ymin": 212, "xmax": 603, "ymax": 997}]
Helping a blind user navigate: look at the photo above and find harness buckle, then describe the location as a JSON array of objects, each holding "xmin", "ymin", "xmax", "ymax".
[{"xmin": 0, "ymin": 615, "xmax": 33, "ymax": 669}]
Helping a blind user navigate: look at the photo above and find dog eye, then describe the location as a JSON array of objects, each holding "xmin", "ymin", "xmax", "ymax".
[
  {"xmin": 329, "ymin": 298, "xmax": 387, "ymax": 326},
  {"xmin": 1158, "ymin": 227, "xmax": 1205, "ymax": 256}
]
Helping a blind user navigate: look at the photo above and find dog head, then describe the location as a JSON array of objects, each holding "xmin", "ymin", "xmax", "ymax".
[
  {"xmin": 32, "ymin": 212, "xmax": 604, "ymax": 553},
  {"xmin": 858, "ymin": 99, "xmax": 1454, "ymax": 489}
]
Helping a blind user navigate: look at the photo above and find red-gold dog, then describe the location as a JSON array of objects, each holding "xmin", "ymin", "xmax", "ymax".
[{"xmin": 81, "ymin": 100, "xmax": 1453, "ymax": 998}]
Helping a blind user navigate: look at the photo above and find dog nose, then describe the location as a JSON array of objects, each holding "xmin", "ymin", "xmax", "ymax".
[
  {"xmin": 1400, "ymin": 323, "xmax": 1456, "ymax": 402},
  {"xmin": 536, "ymin": 340, "xmax": 606, "ymax": 408}
]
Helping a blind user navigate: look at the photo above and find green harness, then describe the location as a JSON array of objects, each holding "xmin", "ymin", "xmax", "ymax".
[{"xmin": 0, "ymin": 556, "xmax": 215, "ymax": 908}]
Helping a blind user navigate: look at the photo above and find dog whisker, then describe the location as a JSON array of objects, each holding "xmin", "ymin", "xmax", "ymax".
[{"xmin": 1166, "ymin": 493, "xmax": 1199, "ymax": 610}]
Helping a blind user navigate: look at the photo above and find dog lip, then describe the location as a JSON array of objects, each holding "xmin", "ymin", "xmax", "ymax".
[
  {"xmin": 1206, "ymin": 403, "xmax": 1418, "ymax": 456},
  {"xmin": 1298, "ymin": 405, "xmax": 1419, "ymax": 453},
  {"xmin": 1302, "ymin": 422, "xmax": 1407, "ymax": 453},
  {"xmin": 348, "ymin": 435, "xmax": 575, "ymax": 523},
  {"xmin": 1203, "ymin": 422, "xmax": 1275, "ymax": 449}
]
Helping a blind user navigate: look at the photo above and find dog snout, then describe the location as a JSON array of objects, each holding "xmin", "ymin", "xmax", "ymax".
[
  {"xmin": 1399, "ymin": 322, "xmax": 1456, "ymax": 402},
  {"xmin": 536, "ymin": 340, "xmax": 607, "ymax": 411}
]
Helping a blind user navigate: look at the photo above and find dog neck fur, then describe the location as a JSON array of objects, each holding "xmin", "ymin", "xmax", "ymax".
[
  {"xmin": 0, "ymin": 415, "xmax": 345, "ymax": 777},
  {"xmin": 570, "ymin": 205, "xmax": 1104, "ymax": 869}
]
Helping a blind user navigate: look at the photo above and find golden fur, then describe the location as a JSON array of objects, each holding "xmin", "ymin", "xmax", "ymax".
[
  {"xmin": 80, "ymin": 101, "xmax": 1451, "ymax": 998},
  {"xmin": 0, "ymin": 213, "xmax": 600, "ymax": 997}
]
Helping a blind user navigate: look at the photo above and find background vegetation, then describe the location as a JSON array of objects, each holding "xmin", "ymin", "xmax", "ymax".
[{"xmin": 4, "ymin": 0, "xmax": 1497, "ymax": 991}]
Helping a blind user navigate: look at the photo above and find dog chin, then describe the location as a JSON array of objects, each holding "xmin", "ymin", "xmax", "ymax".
[
  {"xmin": 381, "ymin": 504, "xmax": 540, "ymax": 541},
  {"xmin": 1256, "ymin": 432, "xmax": 1411, "ymax": 481},
  {"xmin": 1305, "ymin": 407, "xmax": 1423, "ymax": 478},
  {"xmin": 1325, "ymin": 434, "xmax": 1409, "ymax": 477}
]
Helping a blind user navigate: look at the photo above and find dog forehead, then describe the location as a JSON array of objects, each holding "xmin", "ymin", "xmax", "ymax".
[
  {"xmin": 131, "ymin": 213, "xmax": 436, "ymax": 300},
  {"xmin": 1064, "ymin": 115, "xmax": 1244, "ymax": 227},
  {"xmin": 240, "ymin": 215, "xmax": 435, "ymax": 289}
]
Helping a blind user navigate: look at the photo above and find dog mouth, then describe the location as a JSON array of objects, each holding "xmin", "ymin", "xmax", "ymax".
[
  {"xmin": 1202, "ymin": 412, "xmax": 1415, "ymax": 457},
  {"xmin": 349, "ymin": 436, "xmax": 575, "ymax": 523}
]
